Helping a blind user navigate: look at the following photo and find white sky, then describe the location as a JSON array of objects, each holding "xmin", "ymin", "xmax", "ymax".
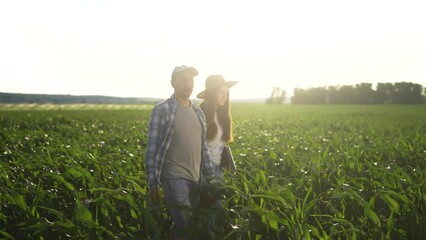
[{"xmin": 1, "ymin": 0, "xmax": 425, "ymax": 99}]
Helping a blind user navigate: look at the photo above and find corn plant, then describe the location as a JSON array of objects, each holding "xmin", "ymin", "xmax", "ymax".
[{"xmin": 1, "ymin": 105, "xmax": 425, "ymax": 239}]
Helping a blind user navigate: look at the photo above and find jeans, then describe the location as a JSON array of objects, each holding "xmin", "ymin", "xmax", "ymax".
[
  {"xmin": 162, "ymin": 178, "xmax": 199, "ymax": 236},
  {"xmin": 213, "ymin": 164, "xmax": 223, "ymax": 179},
  {"xmin": 209, "ymin": 164, "xmax": 225, "ymax": 237}
]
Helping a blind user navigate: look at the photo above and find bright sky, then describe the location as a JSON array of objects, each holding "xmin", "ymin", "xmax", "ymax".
[{"xmin": 1, "ymin": 0, "xmax": 425, "ymax": 99}]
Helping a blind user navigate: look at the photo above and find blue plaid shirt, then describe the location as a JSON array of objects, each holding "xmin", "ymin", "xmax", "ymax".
[{"xmin": 145, "ymin": 94, "xmax": 215, "ymax": 187}]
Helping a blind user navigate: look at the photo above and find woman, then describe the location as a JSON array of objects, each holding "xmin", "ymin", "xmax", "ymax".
[
  {"xmin": 197, "ymin": 75, "xmax": 238, "ymax": 184},
  {"xmin": 197, "ymin": 75, "xmax": 237, "ymax": 237}
]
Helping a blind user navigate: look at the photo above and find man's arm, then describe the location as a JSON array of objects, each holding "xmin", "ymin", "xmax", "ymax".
[
  {"xmin": 202, "ymin": 141, "xmax": 215, "ymax": 177},
  {"xmin": 197, "ymin": 107, "xmax": 215, "ymax": 178},
  {"xmin": 145, "ymin": 106, "xmax": 163, "ymax": 188}
]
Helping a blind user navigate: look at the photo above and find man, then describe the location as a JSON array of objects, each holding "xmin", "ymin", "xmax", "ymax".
[{"xmin": 145, "ymin": 65, "xmax": 215, "ymax": 238}]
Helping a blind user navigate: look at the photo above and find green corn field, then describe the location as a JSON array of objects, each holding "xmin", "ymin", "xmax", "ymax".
[{"xmin": 1, "ymin": 104, "xmax": 425, "ymax": 239}]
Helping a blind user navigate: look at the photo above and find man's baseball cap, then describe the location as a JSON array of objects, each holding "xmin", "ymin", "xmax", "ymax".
[{"xmin": 171, "ymin": 65, "xmax": 198, "ymax": 79}]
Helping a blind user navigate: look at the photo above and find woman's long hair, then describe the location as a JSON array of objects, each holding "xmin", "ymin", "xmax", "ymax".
[{"xmin": 200, "ymin": 87, "xmax": 233, "ymax": 143}]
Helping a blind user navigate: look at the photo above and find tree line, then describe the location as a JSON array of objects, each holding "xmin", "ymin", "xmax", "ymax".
[
  {"xmin": 291, "ymin": 82, "xmax": 425, "ymax": 104},
  {"xmin": 0, "ymin": 92, "xmax": 163, "ymax": 104}
]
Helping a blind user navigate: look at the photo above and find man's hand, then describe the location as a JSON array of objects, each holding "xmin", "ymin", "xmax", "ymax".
[{"xmin": 149, "ymin": 186, "xmax": 161, "ymax": 207}]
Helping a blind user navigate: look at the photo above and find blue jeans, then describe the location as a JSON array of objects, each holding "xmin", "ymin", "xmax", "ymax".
[
  {"xmin": 209, "ymin": 165, "xmax": 225, "ymax": 237},
  {"xmin": 162, "ymin": 178, "xmax": 199, "ymax": 234},
  {"xmin": 213, "ymin": 164, "xmax": 223, "ymax": 179}
]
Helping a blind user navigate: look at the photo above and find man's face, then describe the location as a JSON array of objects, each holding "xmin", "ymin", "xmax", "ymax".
[{"xmin": 172, "ymin": 70, "xmax": 195, "ymax": 98}]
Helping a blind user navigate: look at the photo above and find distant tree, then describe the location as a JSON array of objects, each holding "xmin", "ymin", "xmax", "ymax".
[
  {"xmin": 291, "ymin": 82, "xmax": 425, "ymax": 104},
  {"xmin": 354, "ymin": 83, "xmax": 375, "ymax": 104},
  {"xmin": 308, "ymin": 87, "xmax": 327, "ymax": 104},
  {"xmin": 292, "ymin": 88, "xmax": 307, "ymax": 104},
  {"xmin": 393, "ymin": 82, "xmax": 423, "ymax": 104},
  {"xmin": 338, "ymin": 85, "xmax": 355, "ymax": 104},
  {"xmin": 292, "ymin": 87, "xmax": 327, "ymax": 104},
  {"xmin": 326, "ymin": 86, "xmax": 339, "ymax": 104},
  {"xmin": 266, "ymin": 87, "xmax": 286, "ymax": 104},
  {"xmin": 376, "ymin": 83, "xmax": 395, "ymax": 104},
  {"xmin": 424, "ymin": 87, "xmax": 426, "ymax": 103}
]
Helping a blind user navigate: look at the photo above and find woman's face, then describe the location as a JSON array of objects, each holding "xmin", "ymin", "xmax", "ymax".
[{"xmin": 216, "ymin": 85, "xmax": 229, "ymax": 107}]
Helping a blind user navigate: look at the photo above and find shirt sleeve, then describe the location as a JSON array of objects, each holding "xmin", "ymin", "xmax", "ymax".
[
  {"xmin": 197, "ymin": 108, "xmax": 215, "ymax": 177},
  {"xmin": 202, "ymin": 141, "xmax": 215, "ymax": 177},
  {"xmin": 145, "ymin": 106, "xmax": 163, "ymax": 187}
]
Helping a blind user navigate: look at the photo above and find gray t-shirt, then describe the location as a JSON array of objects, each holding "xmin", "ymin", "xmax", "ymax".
[{"xmin": 161, "ymin": 104, "xmax": 202, "ymax": 181}]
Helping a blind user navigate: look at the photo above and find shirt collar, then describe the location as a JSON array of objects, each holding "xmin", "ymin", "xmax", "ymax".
[{"xmin": 171, "ymin": 94, "xmax": 193, "ymax": 107}]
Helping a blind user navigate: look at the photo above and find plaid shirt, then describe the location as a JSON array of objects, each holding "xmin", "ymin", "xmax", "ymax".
[{"xmin": 145, "ymin": 94, "xmax": 214, "ymax": 187}]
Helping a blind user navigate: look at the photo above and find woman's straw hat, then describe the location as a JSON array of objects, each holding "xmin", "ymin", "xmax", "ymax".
[{"xmin": 196, "ymin": 75, "xmax": 238, "ymax": 99}]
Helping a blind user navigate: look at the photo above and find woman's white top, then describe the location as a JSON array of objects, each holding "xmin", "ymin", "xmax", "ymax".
[{"xmin": 207, "ymin": 113, "xmax": 225, "ymax": 166}]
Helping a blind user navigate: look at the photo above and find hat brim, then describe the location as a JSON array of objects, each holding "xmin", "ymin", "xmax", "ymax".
[{"xmin": 196, "ymin": 81, "xmax": 238, "ymax": 99}]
